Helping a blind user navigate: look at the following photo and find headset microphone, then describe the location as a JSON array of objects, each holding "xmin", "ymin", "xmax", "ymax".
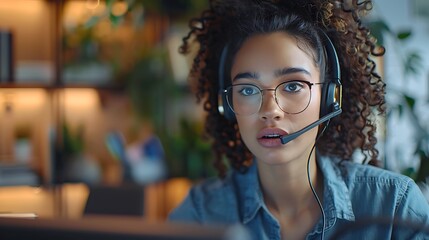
[{"xmin": 280, "ymin": 103, "xmax": 341, "ymax": 144}]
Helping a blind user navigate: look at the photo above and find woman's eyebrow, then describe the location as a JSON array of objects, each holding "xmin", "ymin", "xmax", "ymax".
[
  {"xmin": 232, "ymin": 72, "xmax": 259, "ymax": 81},
  {"xmin": 274, "ymin": 67, "xmax": 311, "ymax": 77},
  {"xmin": 232, "ymin": 67, "xmax": 310, "ymax": 82}
]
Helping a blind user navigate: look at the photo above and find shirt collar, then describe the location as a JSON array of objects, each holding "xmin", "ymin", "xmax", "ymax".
[{"xmin": 236, "ymin": 156, "xmax": 355, "ymax": 226}]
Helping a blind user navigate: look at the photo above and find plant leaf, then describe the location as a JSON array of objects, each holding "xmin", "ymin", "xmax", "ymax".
[
  {"xmin": 404, "ymin": 52, "xmax": 423, "ymax": 76},
  {"xmin": 397, "ymin": 104, "xmax": 403, "ymax": 117},
  {"xmin": 403, "ymin": 94, "xmax": 416, "ymax": 110},
  {"xmin": 367, "ymin": 20, "xmax": 391, "ymax": 46},
  {"xmin": 106, "ymin": 0, "xmax": 114, "ymax": 8},
  {"xmin": 84, "ymin": 16, "xmax": 101, "ymax": 29},
  {"xmin": 109, "ymin": 14, "xmax": 123, "ymax": 28},
  {"xmin": 397, "ymin": 31, "xmax": 412, "ymax": 40},
  {"xmin": 401, "ymin": 167, "xmax": 416, "ymax": 179}
]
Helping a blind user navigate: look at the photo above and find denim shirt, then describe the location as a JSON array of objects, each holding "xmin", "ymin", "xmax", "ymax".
[{"xmin": 168, "ymin": 156, "xmax": 429, "ymax": 239}]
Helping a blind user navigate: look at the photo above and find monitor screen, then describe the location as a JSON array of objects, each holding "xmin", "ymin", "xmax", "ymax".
[{"xmin": 0, "ymin": 215, "xmax": 247, "ymax": 240}]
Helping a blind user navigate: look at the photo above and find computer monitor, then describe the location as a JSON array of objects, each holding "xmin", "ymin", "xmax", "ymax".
[{"xmin": 0, "ymin": 215, "xmax": 248, "ymax": 240}]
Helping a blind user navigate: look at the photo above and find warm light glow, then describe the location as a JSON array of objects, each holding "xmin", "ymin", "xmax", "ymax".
[
  {"xmin": 0, "ymin": 0, "xmax": 47, "ymax": 16},
  {"xmin": 111, "ymin": 1, "xmax": 128, "ymax": 16},
  {"xmin": 63, "ymin": 88, "xmax": 99, "ymax": 110},
  {"xmin": 32, "ymin": 187, "xmax": 42, "ymax": 194},
  {"xmin": 63, "ymin": 1, "xmax": 106, "ymax": 29},
  {"xmin": 0, "ymin": 89, "xmax": 48, "ymax": 112},
  {"xmin": 0, "ymin": 184, "xmax": 89, "ymax": 218},
  {"xmin": 86, "ymin": 0, "xmax": 100, "ymax": 10},
  {"xmin": 0, "ymin": 186, "xmax": 54, "ymax": 218}
]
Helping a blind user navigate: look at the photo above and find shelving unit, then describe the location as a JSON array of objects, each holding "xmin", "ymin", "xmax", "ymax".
[
  {"xmin": 0, "ymin": 0, "xmax": 54, "ymax": 186},
  {"xmin": 0, "ymin": 0, "xmax": 195, "ymax": 187},
  {"xmin": 0, "ymin": 0, "xmax": 214, "ymax": 220},
  {"xmin": 0, "ymin": 0, "xmax": 134, "ymax": 186}
]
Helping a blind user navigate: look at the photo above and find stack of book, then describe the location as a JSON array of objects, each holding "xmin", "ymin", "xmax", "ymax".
[{"xmin": 0, "ymin": 163, "xmax": 39, "ymax": 186}]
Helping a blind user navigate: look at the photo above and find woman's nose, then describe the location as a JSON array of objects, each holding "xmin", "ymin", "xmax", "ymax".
[{"xmin": 259, "ymin": 90, "xmax": 283, "ymax": 120}]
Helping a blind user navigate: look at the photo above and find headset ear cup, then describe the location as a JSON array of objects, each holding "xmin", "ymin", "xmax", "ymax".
[
  {"xmin": 219, "ymin": 91, "xmax": 235, "ymax": 121},
  {"xmin": 319, "ymin": 30, "xmax": 342, "ymax": 119},
  {"xmin": 218, "ymin": 44, "xmax": 236, "ymax": 121},
  {"xmin": 321, "ymin": 82, "xmax": 337, "ymax": 117}
]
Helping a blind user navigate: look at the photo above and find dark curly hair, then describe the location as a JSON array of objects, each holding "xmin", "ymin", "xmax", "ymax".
[{"xmin": 180, "ymin": 0, "xmax": 385, "ymax": 177}]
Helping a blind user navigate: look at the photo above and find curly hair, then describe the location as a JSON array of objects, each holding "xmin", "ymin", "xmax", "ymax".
[{"xmin": 180, "ymin": 0, "xmax": 385, "ymax": 177}]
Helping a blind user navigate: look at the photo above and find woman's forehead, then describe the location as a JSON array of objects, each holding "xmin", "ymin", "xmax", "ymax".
[{"xmin": 231, "ymin": 32, "xmax": 320, "ymax": 77}]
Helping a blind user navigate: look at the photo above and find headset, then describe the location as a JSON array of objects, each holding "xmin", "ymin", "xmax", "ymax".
[{"xmin": 217, "ymin": 31, "xmax": 342, "ymax": 122}]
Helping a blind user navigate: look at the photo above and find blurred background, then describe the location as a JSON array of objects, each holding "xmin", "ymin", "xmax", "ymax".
[{"xmin": 0, "ymin": 0, "xmax": 428, "ymax": 221}]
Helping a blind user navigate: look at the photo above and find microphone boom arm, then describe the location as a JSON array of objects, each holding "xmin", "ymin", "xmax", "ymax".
[{"xmin": 280, "ymin": 107, "xmax": 342, "ymax": 144}]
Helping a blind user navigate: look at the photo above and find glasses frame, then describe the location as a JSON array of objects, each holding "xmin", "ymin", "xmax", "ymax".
[{"xmin": 224, "ymin": 80, "xmax": 326, "ymax": 116}]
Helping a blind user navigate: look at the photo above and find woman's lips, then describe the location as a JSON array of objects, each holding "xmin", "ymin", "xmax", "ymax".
[{"xmin": 257, "ymin": 128, "xmax": 289, "ymax": 148}]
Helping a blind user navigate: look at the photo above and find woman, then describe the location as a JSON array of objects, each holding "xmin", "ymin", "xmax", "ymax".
[{"xmin": 169, "ymin": 0, "xmax": 429, "ymax": 239}]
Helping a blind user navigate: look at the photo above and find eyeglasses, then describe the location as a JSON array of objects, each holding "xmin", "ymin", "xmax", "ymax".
[{"xmin": 224, "ymin": 80, "xmax": 325, "ymax": 116}]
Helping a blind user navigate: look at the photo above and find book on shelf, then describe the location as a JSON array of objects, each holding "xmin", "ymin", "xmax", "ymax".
[{"xmin": 0, "ymin": 163, "xmax": 39, "ymax": 186}]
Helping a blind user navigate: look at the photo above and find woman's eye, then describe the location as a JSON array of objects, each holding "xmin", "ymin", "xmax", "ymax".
[
  {"xmin": 283, "ymin": 81, "xmax": 304, "ymax": 92},
  {"xmin": 238, "ymin": 86, "xmax": 259, "ymax": 96}
]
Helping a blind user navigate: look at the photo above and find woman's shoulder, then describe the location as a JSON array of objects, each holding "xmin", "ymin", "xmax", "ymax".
[
  {"xmin": 342, "ymin": 160, "xmax": 429, "ymax": 229},
  {"xmin": 337, "ymin": 160, "xmax": 419, "ymax": 199},
  {"xmin": 321, "ymin": 157, "xmax": 429, "ymax": 228},
  {"xmin": 321, "ymin": 156, "xmax": 426, "ymax": 205},
  {"xmin": 336, "ymin": 159, "xmax": 429, "ymax": 212},
  {"xmin": 332, "ymin": 161, "xmax": 418, "ymax": 195},
  {"xmin": 190, "ymin": 174, "xmax": 239, "ymax": 201},
  {"xmin": 168, "ymin": 172, "xmax": 242, "ymax": 223},
  {"xmin": 320, "ymin": 156, "xmax": 412, "ymax": 189},
  {"xmin": 339, "ymin": 160, "xmax": 412, "ymax": 186}
]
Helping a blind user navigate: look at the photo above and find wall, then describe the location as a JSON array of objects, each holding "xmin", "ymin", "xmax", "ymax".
[{"xmin": 0, "ymin": 1, "xmax": 54, "ymax": 61}]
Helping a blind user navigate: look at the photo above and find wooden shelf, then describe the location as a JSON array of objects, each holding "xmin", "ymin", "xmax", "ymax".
[
  {"xmin": 0, "ymin": 83, "xmax": 56, "ymax": 89},
  {"xmin": 0, "ymin": 82, "xmax": 126, "ymax": 91},
  {"xmin": 0, "ymin": 0, "xmax": 199, "ymax": 187}
]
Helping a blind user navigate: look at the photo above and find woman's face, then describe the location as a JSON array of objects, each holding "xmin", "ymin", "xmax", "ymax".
[{"xmin": 230, "ymin": 32, "xmax": 322, "ymax": 165}]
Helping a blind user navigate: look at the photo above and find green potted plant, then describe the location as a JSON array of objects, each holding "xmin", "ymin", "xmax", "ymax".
[
  {"xmin": 60, "ymin": 123, "xmax": 101, "ymax": 185},
  {"xmin": 368, "ymin": 20, "xmax": 428, "ymax": 182}
]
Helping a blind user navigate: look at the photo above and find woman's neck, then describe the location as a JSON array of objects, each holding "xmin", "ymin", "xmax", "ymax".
[
  {"xmin": 257, "ymin": 152, "xmax": 324, "ymax": 239},
  {"xmin": 256, "ymin": 152, "xmax": 322, "ymax": 215}
]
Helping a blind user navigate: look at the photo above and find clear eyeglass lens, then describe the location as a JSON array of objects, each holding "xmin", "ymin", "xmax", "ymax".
[{"xmin": 226, "ymin": 81, "xmax": 312, "ymax": 115}]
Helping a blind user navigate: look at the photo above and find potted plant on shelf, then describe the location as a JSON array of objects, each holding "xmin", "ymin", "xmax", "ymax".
[{"xmin": 59, "ymin": 123, "xmax": 101, "ymax": 185}]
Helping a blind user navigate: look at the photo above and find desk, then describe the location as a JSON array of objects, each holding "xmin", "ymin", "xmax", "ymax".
[
  {"xmin": 0, "ymin": 178, "xmax": 191, "ymax": 220},
  {"xmin": 0, "ymin": 215, "xmax": 239, "ymax": 240}
]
